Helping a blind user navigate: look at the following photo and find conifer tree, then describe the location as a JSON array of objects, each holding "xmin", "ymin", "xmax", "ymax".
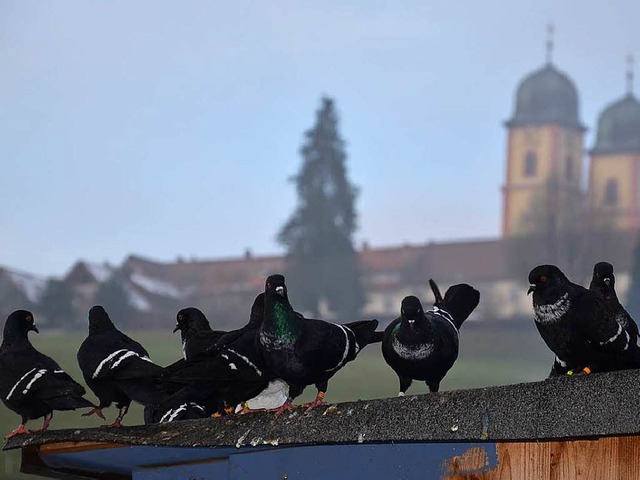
[
  {"xmin": 278, "ymin": 97, "xmax": 364, "ymax": 319},
  {"xmin": 38, "ymin": 279, "xmax": 75, "ymax": 328},
  {"xmin": 93, "ymin": 275, "xmax": 134, "ymax": 328}
]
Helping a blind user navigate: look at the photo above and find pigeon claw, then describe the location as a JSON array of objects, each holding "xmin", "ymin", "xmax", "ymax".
[
  {"xmin": 28, "ymin": 414, "xmax": 52, "ymax": 434},
  {"xmin": 5, "ymin": 424, "xmax": 28, "ymax": 440},
  {"xmin": 303, "ymin": 392, "xmax": 327, "ymax": 412},
  {"xmin": 270, "ymin": 399, "xmax": 294, "ymax": 416},
  {"xmin": 104, "ymin": 418, "xmax": 122, "ymax": 428},
  {"xmin": 82, "ymin": 407, "xmax": 105, "ymax": 420}
]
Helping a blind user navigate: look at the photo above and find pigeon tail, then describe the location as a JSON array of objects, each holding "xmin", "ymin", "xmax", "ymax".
[
  {"xmin": 429, "ymin": 279, "xmax": 444, "ymax": 307},
  {"xmin": 343, "ymin": 319, "xmax": 379, "ymax": 349}
]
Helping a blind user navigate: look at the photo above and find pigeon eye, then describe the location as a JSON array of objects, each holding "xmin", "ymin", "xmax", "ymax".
[
  {"xmin": 25, "ymin": 315, "xmax": 33, "ymax": 322},
  {"xmin": 540, "ymin": 276, "xmax": 548, "ymax": 283},
  {"xmin": 267, "ymin": 282, "xmax": 272, "ymax": 289},
  {"xmin": 178, "ymin": 314, "xmax": 183, "ymax": 321}
]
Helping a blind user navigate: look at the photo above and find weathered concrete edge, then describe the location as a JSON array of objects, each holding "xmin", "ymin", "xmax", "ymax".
[{"xmin": 5, "ymin": 368, "xmax": 640, "ymax": 451}]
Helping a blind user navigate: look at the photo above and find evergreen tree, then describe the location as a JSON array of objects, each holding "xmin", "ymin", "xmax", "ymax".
[
  {"xmin": 38, "ymin": 279, "xmax": 75, "ymax": 329},
  {"xmin": 93, "ymin": 275, "xmax": 135, "ymax": 328},
  {"xmin": 627, "ymin": 239, "xmax": 640, "ymax": 319},
  {"xmin": 278, "ymin": 97, "xmax": 364, "ymax": 319}
]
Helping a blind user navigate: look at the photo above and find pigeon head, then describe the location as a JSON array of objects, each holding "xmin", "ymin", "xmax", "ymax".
[
  {"xmin": 88, "ymin": 305, "xmax": 116, "ymax": 334},
  {"xmin": 441, "ymin": 284, "xmax": 480, "ymax": 327},
  {"xmin": 400, "ymin": 296, "xmax": 423, "ymax": 324},
  {"xmin": 527, "ymin": 265, "xmax": 568, "ymax": 295},
  {"xmin": 592, "ymin": 262, "xmax": 615, "ymax": 289},
  {"xmin": 173, "ymin": 307, "xmax": 210, "ymax": 334},
  {"xmin": 3, "ymin": 310, "xmax": 39, "ymax": 342},
  {"xmin": 265, "ymin": 274, "xmax": 287, "ymax": 298}
]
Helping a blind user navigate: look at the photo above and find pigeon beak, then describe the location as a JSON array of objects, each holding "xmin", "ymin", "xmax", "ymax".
[
  {"xmin": 527, "ymin": 284, "xmax": 536, "ymax": 295},
  {"xmin": 604, "ymin": 278, "xmax": 611, "ymax": 287},
  {"xmin": 276, "ymin": 286, "xmax": 285, "ymax": 297},
  {"xmin": 408, "ymin": 319, "xmax": 415, "ymax": 325},
  {"xmin": 173, "ymin": 324, "xmax": 180, "ymax": 333},
  {"xmin": 31, "ymin": 325, "xmax": 39, "ymax": 334}
]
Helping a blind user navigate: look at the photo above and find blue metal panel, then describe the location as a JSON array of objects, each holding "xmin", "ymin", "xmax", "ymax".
[
  {"xmin": 39, "ymin": 442, "xmax": 498, "ymax": 479},
  {"xmin": 230, "ymin": 443, "xmax": 498, "ymax": 479},
  {"xmin": 133, "ymin": 458, "xmax": 229, "ymax": 480},
  {"xmin": 41, "ymin": 445, "xmax": 248, "ymax": 475}
]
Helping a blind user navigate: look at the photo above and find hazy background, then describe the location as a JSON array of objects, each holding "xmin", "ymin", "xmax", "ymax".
[{"xmin": 2, "ymin": 1, "xmax": 639, "ymax": 277}]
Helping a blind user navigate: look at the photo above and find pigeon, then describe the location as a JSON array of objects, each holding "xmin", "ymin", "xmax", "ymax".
[
  {"xmin": 589, "ymin": 261, "xmax": 640, "ymax": 370},
  {"xmin": 77, "ymin": 305, "xmax": 168, "ymax": 427},
  {"xmin": 381, "ymin": 280, "xmax": 480, "ymax": 395},
  {"xmin": 173, "ymin": 307, "xmax": 226, "ymax": 359},
  {"xmin": 213, "ymin": 293, "xmax": 265, "ymax": 351},
  {"xmin": 0, "ymin": 310, "xmax": 95, "ymax": 439},
  {"xmin": 589, "ymin": 262, "xmax": 639, "ymax": 347},
  {"xmin": 528, "ymin": 264, "xmax": 639, "ymax": 376},
  {"xmin": 257, "ymin": 274, "xmax": 380, "ymax": 412},
  {"xmin": 160, "ymin": 329, "xmax": 272, "ymax": 418}
]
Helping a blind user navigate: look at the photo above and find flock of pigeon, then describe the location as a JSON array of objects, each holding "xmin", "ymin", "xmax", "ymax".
[{"xmin": 0, "ymin": 262, "xmax": 637, "ymax": 440}]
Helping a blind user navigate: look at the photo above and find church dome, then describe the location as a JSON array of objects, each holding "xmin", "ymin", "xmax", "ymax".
[
  {"xmin": 507, "ymin": 63, "xmax": 585, "ymax": 130},
  {"xmin": 591, "ymin": 94, "xmax": 640, "ymax": 155}
]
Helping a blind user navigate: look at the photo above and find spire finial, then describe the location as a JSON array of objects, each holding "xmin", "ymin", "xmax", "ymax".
[
  {"xmin": 546, "ymin": 23, "xmax": 555, "ymax": 65},
  {"xmin": 627, "ymin": 54, "xmax": 635, "ymax": 95}
]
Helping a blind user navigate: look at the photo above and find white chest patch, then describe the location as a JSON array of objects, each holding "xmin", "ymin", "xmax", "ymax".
[
  {"xmin": 391, "ymin": 336, "xmax": 434, "ymax": 360},
  {"xmin": 534, "ymin": 293, "xmax": 570, "ymax": 325},
  {"xmin": 235, "ymin": 379, "xmax": 289, "ymax": 412}
]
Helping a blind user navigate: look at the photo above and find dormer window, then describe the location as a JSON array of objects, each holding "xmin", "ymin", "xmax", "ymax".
[{"xmin": 566, "ymin": 156, "xmax": 574, "ymax": 181}]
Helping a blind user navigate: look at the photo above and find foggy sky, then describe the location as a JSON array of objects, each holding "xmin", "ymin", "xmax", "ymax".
[{"xmin": 1, "ymin": 1, "xmax": 639, "ymax": 277}]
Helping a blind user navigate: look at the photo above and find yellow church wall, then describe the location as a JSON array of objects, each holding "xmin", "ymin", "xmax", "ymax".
[
  {"xmin": 503, "ymin": 125, "xmax": 584, "ymax": 236},
  {"xmin": 589, "ymin": 154, "xmax": 640, "ymax": 229}
]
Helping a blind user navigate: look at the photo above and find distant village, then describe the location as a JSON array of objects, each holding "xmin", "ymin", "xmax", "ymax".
[{"xmin": 3, "ymin": 51, "xmax": 640, "ymax": 329}]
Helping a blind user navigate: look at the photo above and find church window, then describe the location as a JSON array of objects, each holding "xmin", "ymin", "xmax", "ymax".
[
  {"xmin": 604, "ymin": 179, "xmax": 618, "ymax": 206},
  {"xmin": 524, "ymin": 152, "xmax": 537, "ymax": 177},
  {"xmin": 566, "ymin": 156, "xmax": 574, "ymax": 181}
]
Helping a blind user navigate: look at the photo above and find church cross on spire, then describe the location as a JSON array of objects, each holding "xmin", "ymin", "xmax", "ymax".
[
  {"xmin": 545, "ymin": 23, "xmax": 555, "ymax": 65},
  {"xmin": 627, "ymin": 54, "xmax": 635, "ymax": 95}
]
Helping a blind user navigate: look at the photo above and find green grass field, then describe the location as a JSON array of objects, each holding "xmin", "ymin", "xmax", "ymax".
[{"xmin": 0, "ymin": 321, "xmax": 552, "ymax": 478}]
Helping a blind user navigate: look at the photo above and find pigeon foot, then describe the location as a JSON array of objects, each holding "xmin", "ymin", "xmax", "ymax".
[
  {"xmin": 5, "ymin": 424, "xmax": 28, "ymax": 439},
  {"xmin": 82, "ymin": 407, "xmax": 106, "ymax": 420}
]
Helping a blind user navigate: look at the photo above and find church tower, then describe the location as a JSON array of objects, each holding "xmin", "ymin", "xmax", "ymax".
[
  {"xmin": 502, "ymin": 27, "xmax": 586, "ymax": 237},
  {"xmin": 588, "ymin": 56, "xmax": 640, "ymax": 230}
]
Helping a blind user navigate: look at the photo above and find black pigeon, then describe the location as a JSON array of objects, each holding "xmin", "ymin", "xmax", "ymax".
[
  {"xmin": 173, "ymin": 307, "xmax": 226, "ymax": 359},
  {"xmin": 213, "ymin": 293, "xmax": 265, "ymax": 351},
  {"xmin": 257, "ymin": 274, "xmax": 380, "ymax": 412},
  {"xmin": 0, "ymin": 310, "xmax": 94, "ymax": 439},
  {"xmin": 589, "ymin": 261, "xmax": 640, "ymax": 370},
  {"xmin": 589, "ymin": 262, "xmax": 639, "ymax": 347},
  {"xmin": 155, "ymin": 290, "xmax": 291, "ymax": 422},
  {"xmin": 77, "ymin": 305, "xmax": 168, "ymax": 427},
  {"xmin": 528, "ymin": 264, "xmax": 639, "ymax": 376},
  {"xmin": 159, "ymin": 329, "xmax": 273, "ymax": 419},
  {"xmin": 381, "ymin": 280, "xmax": 480, "ymax": 395}
]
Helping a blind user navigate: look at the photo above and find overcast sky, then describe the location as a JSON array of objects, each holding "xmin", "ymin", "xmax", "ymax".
[{"xmin": 1, "ymin": 1, "xmax": 639, "ymax": 277}]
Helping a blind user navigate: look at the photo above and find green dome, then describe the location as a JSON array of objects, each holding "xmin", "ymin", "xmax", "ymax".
[
  {"xmin": 507, "ymin": 64, "xmax": 585, "ymax": 130},
  {"xmin": 591, "ymin": 94, "xmax": 640, "ymax": 155}
]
